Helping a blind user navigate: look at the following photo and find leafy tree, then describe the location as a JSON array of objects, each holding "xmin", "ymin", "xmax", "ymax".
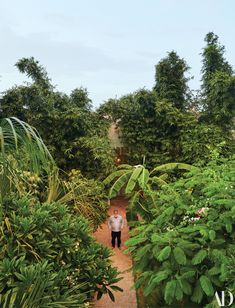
[
  {"xmin": 154, "ymin": 51, "xmax": 190, "ymax": 110},
  {"xmin": 16, "ymin": 57, "xmax": 52, "ymax": 91},
  {"xmin": 201, "ymin": 32, "xmax": 233, "ymax": 95},
  {"xmin": 70, "ymin": 87, "xmax": 92, "ymax": 111},
  {"xmin": 200, "ymin": 33, "xmax": 235, "ymax": 130},
  {"xmin": 0, "ymin": 58, "xmax": 114, "ymax": 178},
  {"xmin": 99, "ymin": 89, "xmax": 234, "ymax": 168},
  {"xmin": 180, "ymin": 121, "xmax": 235, "ymax": 164},
  {"xmin": 118, "ymin": 90, "xmax": 158, "ymax": 165},
  {"xmin": 200, "ymin": 71, "xmax": 235, "ymax": 129}
]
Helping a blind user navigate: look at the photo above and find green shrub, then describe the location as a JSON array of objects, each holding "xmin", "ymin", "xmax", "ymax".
[
  {"xmin": 125, "ymin": 157, "xmax": 235, "ymax": 307},
  {"xmin": 62, "ymin": 169, "xmax": 109, "ymax": 230},
  {"xmin": 0, "ymin": 196, "xmax": 121, "ymax": 306}
]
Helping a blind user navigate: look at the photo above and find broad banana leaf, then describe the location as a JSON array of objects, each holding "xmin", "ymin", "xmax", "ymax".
[
  {"xmin": 109, "ymin": 171, "xmax": 132, "ymax": 198},
  {"xmin": 151, "ymin": 163, "xmax": 198, "ymax": 174},
  {"xmin": 125, "ymin": 166, "xmax": 143, "ymax": 194}
]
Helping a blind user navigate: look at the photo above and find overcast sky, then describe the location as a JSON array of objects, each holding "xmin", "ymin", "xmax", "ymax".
[{"xmin": 0, "ymin": 0, "xmax": 234, "ymax": 107}]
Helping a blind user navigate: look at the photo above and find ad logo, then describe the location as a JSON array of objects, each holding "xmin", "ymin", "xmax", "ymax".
[{"xmin": 215, "ymin": 291, "xmax": 234, "ymax": 307}]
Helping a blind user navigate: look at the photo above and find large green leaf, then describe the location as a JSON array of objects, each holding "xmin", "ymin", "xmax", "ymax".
[
  {"xmin": 150, "ymin": 176, "xmax": 167, "ymax": 186},
  {"xmin": 164, "ymin": 280, "xmax": 177, "ymax": 304},
  {"xmin": 103, "ymin": 169, "xmax": 130, "ymax": 185},
  {"xmin": 143, "ymin": 270, "xmax": 171, "ymax": 296},
  {"xmin": 138, "ymin": 168, "xmax": 150, "ymax": 189},
  {"xmin": 125, "ymin": 166, "xmax": 143, "ymax": 194},
  {"xmin": 173, "ymin": 247, "xmax": 187, "ymax": 265},
  {"xmin": 125, "ymin": 236, "xmax": 147, "ymax": 247},
  {"xmin": 129, "ymin": 191, "xmax": 140, "ymax": 210},
  {"xmin": 199, "ymin": 275, "xmax": 214, "ymax": 296},
  {"xmin": 192, "ymin": 250, "xmax": 207, "ymax": 265},
  {"xmin": 151, "ymin": 162, "xmax": 198, "ymax": 174},
  {"xmin": 157, "ymin": 246, "xmax": 171, "ymax": 262},
  {"xmin": 109, "ymin": 171, "xmax": 132, "ymax": 198},
  {"xmin": 191, "ymin": 280, "xmax": 204, "ymax": 304},
  {"xmin": 152, "ymin": 270, "xmax": 171, "ymax": 285}
]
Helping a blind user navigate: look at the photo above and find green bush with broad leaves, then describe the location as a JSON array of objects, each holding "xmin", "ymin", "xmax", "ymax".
[
  {"xmin": 124, "ymin": 157, "xmax": 235, "ymax": 307},
  {"xmin": 104, "ymin": 162, "xmax": 196, "ymax": 222},
  {"xmin": 0, "ymin": 196, "xmax": 122, "ymax": 307}
]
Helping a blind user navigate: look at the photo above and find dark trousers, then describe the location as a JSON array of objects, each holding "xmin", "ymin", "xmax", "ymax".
[{"xmin": 111, "ymin": 231, "xmax": 121, "ymax": 247}]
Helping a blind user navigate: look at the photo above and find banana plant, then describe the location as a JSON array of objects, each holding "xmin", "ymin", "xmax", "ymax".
[{"xmin": 104, "ymin": 161, "xmax": 198, "ymax": 221}]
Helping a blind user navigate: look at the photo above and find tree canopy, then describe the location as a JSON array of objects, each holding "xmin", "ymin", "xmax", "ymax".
[{"xmin": 0, "ymin": 57, "xmax": 115, "ymax": 178}]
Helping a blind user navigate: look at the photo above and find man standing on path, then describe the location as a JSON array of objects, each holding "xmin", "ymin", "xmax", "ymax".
[{"xmin": 108, "ymin": 209, "xmax": 124, "ymax": 249}]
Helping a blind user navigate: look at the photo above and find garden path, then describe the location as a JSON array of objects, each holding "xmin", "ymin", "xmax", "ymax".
[{"xmin": 93, "ymin": 197, "xmax": 137, "ymax": 308}]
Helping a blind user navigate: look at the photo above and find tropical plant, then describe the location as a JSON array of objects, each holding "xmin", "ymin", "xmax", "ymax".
[
  {"xmin": 200, "ymin": 71, "xmax": 235, "ymax": 130},
  {"xmin": 0, "ymin": 263, "xmax": 88, "ymax": 307},
  {"xmin": 58, "ymin": 169, "xmax": 109, "ymax": 230},
  {"xmin": 0, "ymin": 196, "xmax": 122, "ymax": 305},
  {"xmin": 125, "ymin": 157, "xmax": 235, "ymax": 307},
  {"xmin": 104, "ymin": 161, "xmax": 196, "ymax": 221},
  {"xmin": 0, "ymin": 117, "xmax": 55, "ymax": 201},
  {"xmin": 0, "ymin": 117, "xmax": 110, "ymax": 228}
]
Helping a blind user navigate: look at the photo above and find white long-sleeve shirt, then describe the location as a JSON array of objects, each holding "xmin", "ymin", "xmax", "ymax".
[{"xmin": 108, "ymin": 215, "xmax": 124, "ymax": 232}]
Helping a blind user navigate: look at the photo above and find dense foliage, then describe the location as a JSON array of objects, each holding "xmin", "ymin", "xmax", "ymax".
[
  {"xmin": 200, "ymin": 32, "xmax": 235, "ymax": 129},
  {"xmin": 0, "ymin": 196, "xmax": 121, "ymax": 306},
  {"xmin": 0, "ymin": 118, "xmax": 109, "ymax": 228},
  {"xmin": 98, "ymin": 32, "xmax": 235, "ymax": 167},
  {"xmin": 0, "ymin": 31, "xmax": 235, "ymax": 307},
  {"xmin": 0, "ymin": 57, "xmax": 115, "ymax": 179},
  {"xmin": 104, "ymin": 162, "xmax": 196, "ymax": 223},
  {"xmin": 154, "ymin": 51, "xmax": 191, "ymax": 110},
  {"xmin": 124, "ymin": 157, "xmax": 235, "ymax": 307},
  {"xmin": 0, "ymin": 118, "xmax": 121, "ymax": 306}
]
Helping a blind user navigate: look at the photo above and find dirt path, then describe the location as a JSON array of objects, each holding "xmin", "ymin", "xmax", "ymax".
[{"xmin": 93, "ymin": 197, "xmax": 137, "ymax": 308}]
